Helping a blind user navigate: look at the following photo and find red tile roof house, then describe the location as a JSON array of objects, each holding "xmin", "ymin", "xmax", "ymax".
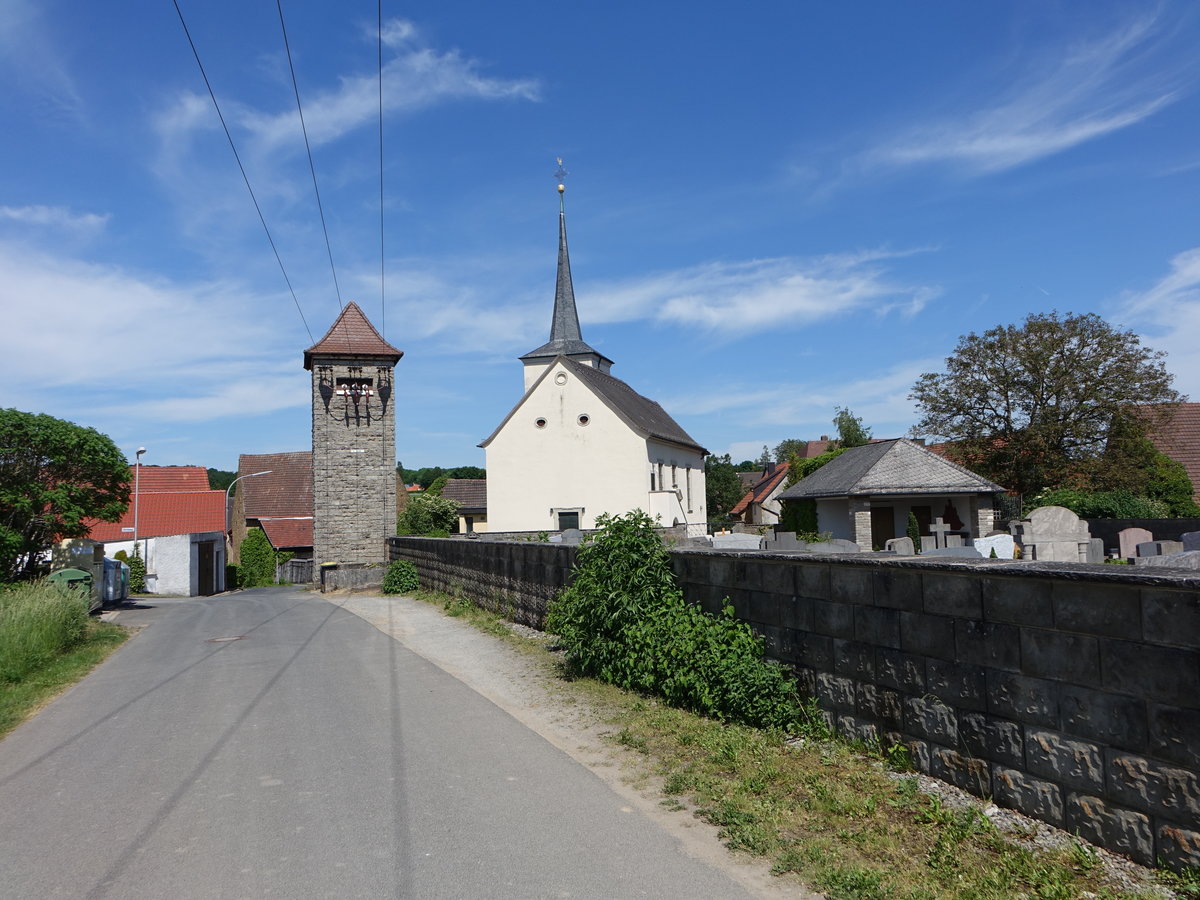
[
  {"xmin": 730, "ymin": 462, "xmax": 791, "ymax": 526},
  {"xmin": 85, "ymin": 466, "xmax": 227, "ymax": 596},
  {"xmin": 230, "ymin": 451, "xmax": 314, "ymax": 566},
  {"xmin": 1145, "ymin": 402, "xmax": 1200, "ymax": 505}
]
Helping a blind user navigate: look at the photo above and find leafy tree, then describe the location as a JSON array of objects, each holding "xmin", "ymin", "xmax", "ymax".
[
  {"xmin": 207, "ymin": 468, "xmax": 236, "ymax": 491},
  {"xmin": 909, "ymin": 312, "xmax": 1182, "ymax": 497},
  {"xmin": 783, "ymin": 448, "xmax": 847, "ymax": 489},
  {"xmin": 757, "ymin": 445, "xmax": 771, "ymax": 469},
  {"xmin": 0, "ymin": 409, "xmax": 130, "ymax": 582},
  {"xmin": 127, "ymin": 549, "xmax": 146, "ymax": 593},
  {"xmin": 1024, "ymin": 488, "xmax": 1169, "ymax": 519},
  {"xmin": 734, "ymin": 459, "xmax": 760, "ymax": 472},
  {"xmin": 773, "ymin": 439, "xmax": 806, "ymax": 463},
  {"xmin": 705, "ymin": 454, "xmax": 745, "ymax": 521},
  {"xmin": 397, "ymin": 464, "xmax": 486, "ymax": 488},
  {"xmin": 396, "ymin": 493, "xmax": 460, "ymax": 535},
  {"xmin": 426, "ymin": 475, "xmax": 449, "ymax": 496},
  {"xmin": 832, "ymin": 407, "xmax": 871, "ymax": 449}
]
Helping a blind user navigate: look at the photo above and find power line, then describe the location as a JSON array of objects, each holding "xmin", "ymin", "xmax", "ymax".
[
  {"xmin": 377, "ymin": 0, "xmax": 386, "ymax": 338},
  {"xmin": 170, "ymin": 0, "xmax": 314, "ymax": 343},
  {"xmin": 275, "ymin": 0, "xmax": 344, "ymax": 313}
]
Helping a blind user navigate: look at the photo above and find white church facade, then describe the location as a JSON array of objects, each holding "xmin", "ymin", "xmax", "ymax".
[{"xmin": 481, "ymin": 178, "xmax": 708, "ymax": 535}]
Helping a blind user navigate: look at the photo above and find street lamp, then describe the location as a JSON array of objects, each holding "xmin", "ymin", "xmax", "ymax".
[
  {"xmin": 226, "ymin": 470, "xmax": 274, "ymax": 538},
  {"xmin": 133, "ymin": 447, "xmax": 146, "ymax": 558}
]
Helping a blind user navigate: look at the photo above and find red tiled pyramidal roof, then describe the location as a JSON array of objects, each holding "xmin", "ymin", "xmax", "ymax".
[
  {"xmin": 303, "ymin": 301, "xmax": 403, "ymax": 369},
  {"xmin": 1146, "ymin": 402, "xmax": 1200, "ymax": 504}
]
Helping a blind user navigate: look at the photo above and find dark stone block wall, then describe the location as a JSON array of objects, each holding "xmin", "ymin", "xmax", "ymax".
[{"xmin": 388, "ymin": 537, "xmax": 1200, "ymax": 869}]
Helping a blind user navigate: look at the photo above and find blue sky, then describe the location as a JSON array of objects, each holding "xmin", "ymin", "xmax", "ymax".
[{"xmin": 2, "ymin": 1, "xmax": 1199, "ymax": 472}]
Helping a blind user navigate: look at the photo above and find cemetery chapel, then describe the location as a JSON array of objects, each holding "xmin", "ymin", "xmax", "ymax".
[{"xmin": 481, "ymin": 174, "xmax": 708, "ymax": 535}]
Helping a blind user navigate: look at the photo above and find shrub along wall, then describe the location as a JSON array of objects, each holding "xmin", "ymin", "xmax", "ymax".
[{"xmin": 388, "ymin": 536, "xmax": 1200, "ymax": 869}]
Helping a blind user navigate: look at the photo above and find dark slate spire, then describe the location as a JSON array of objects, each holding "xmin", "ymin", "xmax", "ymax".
[{"xmin": 520, "ymin": 163, "xmax": 613, "ymax": 367}]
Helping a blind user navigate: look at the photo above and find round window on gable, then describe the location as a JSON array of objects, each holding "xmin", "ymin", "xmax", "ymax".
[
  {"xmin": 535, "ymin": 417, "xmax": 547, "ymax": 428},
  {"xmin": 577, "ymin": 414, "xmax": 590, "ymax": 426},
  {"xmin": 554, "ymin": 372, "xmax": 568, "ymax": 385}
]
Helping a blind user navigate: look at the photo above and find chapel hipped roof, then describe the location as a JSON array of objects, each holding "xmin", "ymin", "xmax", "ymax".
[
  {"xmin": 778, "ymin": 439, "xmax": 1004, "ymax": 500},
  {"xmin": 303, "ymin": 301, "xmax": 403, "ymax": 369}
]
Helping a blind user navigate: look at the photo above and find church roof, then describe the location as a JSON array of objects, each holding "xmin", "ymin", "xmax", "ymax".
[
  {"xmin": 519, "ymin": 199, "xmax": 612, "ymax": 366},
  {"xmin": 303, "ymin": 301, "xmax": 403, "ymax": 369},
  {"xmin": 478, "ymin": 356, "xmax": 706, "ymax": 454},
  {"xmin": 778, "ymin": 439, "xmax": 1004, "ymax": 500}
]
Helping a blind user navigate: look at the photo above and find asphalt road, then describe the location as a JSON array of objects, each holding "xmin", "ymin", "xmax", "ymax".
[{"xmin": 0, "ymin": 589, "xmax": 763, "ymax": 899}]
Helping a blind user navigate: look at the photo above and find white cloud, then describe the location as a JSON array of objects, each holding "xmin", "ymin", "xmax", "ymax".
[
  {"xmin": 0, "ymin": 0, "xmax": 82, "ymax": 118},
  {"xmin": 865, "ymin": 11, "xmax": 1184, "ymax": 174},
  {"xmin": 1117, "ymin": 246, "xmax": 1200, "ymax": 399},
  {"xmin": 586, "ymin": 250, "xmax": 938, "ymax": 335},
  {"xmin": 0, "ymin": 241, "xmax": 305, "ymax": 422},
  {"xmin": 0, "ymin": 205, "xmax": 108, "ymax": 232},
  {"xmin": 162, "ymin": 18, "xmax": 540, "ymax": 156}
]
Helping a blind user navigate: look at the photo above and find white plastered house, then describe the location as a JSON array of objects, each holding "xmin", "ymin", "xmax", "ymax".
[{"xmin": 480, "ymin": 185, "xmax": 708, "ymax": 535}]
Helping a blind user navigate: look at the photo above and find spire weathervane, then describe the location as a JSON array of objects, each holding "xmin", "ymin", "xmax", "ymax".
[{"xmin": 554, "ymin": 157, "xmax": 567, "ymax": 195}]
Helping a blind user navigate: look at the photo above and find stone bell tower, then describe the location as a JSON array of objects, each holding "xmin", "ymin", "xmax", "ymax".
[{"xmin": 303, "ymin": 302, "xmax": 403, "ymax": 565}]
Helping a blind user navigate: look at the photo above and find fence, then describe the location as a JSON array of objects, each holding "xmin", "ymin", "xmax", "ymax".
[{"xmin": 387, "ymin": 536, "xmax": 1200, "ymax": 869}]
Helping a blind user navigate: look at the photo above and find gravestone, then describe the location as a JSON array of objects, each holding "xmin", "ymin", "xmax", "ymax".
[
  {"xmin": 1134, "ymin": 550, "xmax": 1200, "ymax": 570},
  {"xmin": 973, "ymin": 533, "xmax": 1015, "ymax": 560},
  {"xmin": 1118, "ymin": 527, "xmax": 1153, "ymax": 560},
  {"xmin": 559, "ymin": 528, "xmax": 584, "ymax": 545},
  {"xmin": 1087, "ymin": 538, "xmax": 1105, "ymax": 564},
  {"xmin": 929, "ymin": 518, "xmax": 953, "ymax": 549},
  {"xmin": 1137, "ymin": 540, "xmax": 1185, "ymax": 557},
  {"xmin": 764, "ymin": 531, "xmax": 806, "ymax": 552},
  {"xmin": 1009, "ymin": 506, "xmax": 1092, "ymax": 562},
  {"xmin": 1182, "ymin": 531, "xmax": 1200, "ymax": 552},
  {"xmin": 885, "ymin": 536, "xmax": 915, "ymax": 555},
  {"xmin": 807, "ymin": 538, "xmax": 861, "ymax": 553},
  {"xmin": 711, "ymin": 532, "xmax": 764, "ymax": 551},
  {"xmin": 922, "ymin": 547, "xmax": 984, "ymax": 559},
  {"xmin": 920, "ymin": 536, "xmax": 938, "ymax": 553}
]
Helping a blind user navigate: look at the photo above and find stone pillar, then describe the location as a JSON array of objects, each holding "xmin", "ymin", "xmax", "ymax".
[
  {"xmin": 975, "ymin": 494, "xmax": 995, "ymax": 537},
  {"xmin": 849, "ymin": 498, "xmax": 872, "ymax": 550}
]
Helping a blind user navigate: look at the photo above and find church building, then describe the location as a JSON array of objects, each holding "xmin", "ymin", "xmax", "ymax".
[{"xmin": 480, "ymin": 176, "xmax": 708, "ymax": 535}]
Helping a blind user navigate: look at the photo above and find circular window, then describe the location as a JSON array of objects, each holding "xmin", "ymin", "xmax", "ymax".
[
  {"xmin": 577, "ymin": 414, "xmax": 590, "ymax": 426},
  {"xmin": 554, "ymin": 372, "xmax": 568, "ymax": 385},
  {"xmin": 534, "ymin": 417, "xmax": 547, "ymax": 428}
]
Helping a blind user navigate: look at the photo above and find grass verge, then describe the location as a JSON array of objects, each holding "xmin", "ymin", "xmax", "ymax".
[
  {"xmin": 0, "ymin": 618, "xmax": 128, "ymax": 739},
  {"xmin": 402, "ymin": 588, "xmax": 1180, "ymax": 900}
]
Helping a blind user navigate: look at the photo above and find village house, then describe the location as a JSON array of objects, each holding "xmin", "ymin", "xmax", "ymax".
[{"xmin": 86, "ymin": 465, "xmax": 226, "ymax": 595}]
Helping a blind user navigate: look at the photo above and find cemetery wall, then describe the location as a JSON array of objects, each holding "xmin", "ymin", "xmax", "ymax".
[
  {"xmin": 387, "ymin": 536, "xmax": 1200, "ymax": 869},
  {"xmin": 1086, "ymin": 518, "xmax": 1200, "ymax": 553}
]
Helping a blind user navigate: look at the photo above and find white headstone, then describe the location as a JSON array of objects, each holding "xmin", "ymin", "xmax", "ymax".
[
  {"xmin": 1010, "ymin": 505, "xmax": 1091, "ymax": 562},
  {"xmin": 711, "ymin": 532, "xmax": 764, "ymax": 551},
  {"xmin": 973, "ymin": 533, "xmax": 1015, "ymax": 560},
  {"xmin": 885, "ymin": 536, "xmax": 916, "ymax": 556},
  {"xmin": 807, "ymin": 538, "xmax": 861, "ymax": 553}
]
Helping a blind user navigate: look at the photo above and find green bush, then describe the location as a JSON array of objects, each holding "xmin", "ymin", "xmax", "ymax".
[
  {"xmin": 546, "ymin": 510, "xmax": 809, "ymax": 729},
  {"xmin": 396, "ymin": 493, "xmax": 460, "ymax": 536},
  {"xmin": 382, "ymin": 559, "xmax": 419, "ymax": 594},
  {"xmin": 239, "ymin": 528, "xmax": 275, "ymax": 587},
  {"xmin": 906, "ymin": 511, "xmax": 921, "ymax": 550},
  {"xmin": 127, "ymin": 551, "xmax": 146, "ymax": 593},
  {"xmin": 1025, "ymin": 488, "xmax": 1170, "ymax": 519},
  {"xmin": 0, "ymin": 580, "xmax": 90, "ymax": 682}
]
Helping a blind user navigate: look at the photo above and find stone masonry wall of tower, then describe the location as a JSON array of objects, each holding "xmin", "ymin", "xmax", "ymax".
[{"xmin": 310, "ymin": 354, "xmax": 397, "ymax": 565}]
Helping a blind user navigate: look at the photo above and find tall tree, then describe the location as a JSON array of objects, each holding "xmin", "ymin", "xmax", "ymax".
[
  {"xmin": 773, "ymin": 439, "xmax": 806, "ymax": 463},
  {"xmin": 832, "ymin": 407, "xmax": 871, "ymax": 449},
  {"xmin": 0, "ymin": 409, "xmax": 130, "ymax": 581},
  {"xmin": 909, "ymin": 312, "xmax": 1182, "ymax": 497},
  {"xmin": 705, "ymin": 454, "xmax": 745, "ymax": 521}
]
